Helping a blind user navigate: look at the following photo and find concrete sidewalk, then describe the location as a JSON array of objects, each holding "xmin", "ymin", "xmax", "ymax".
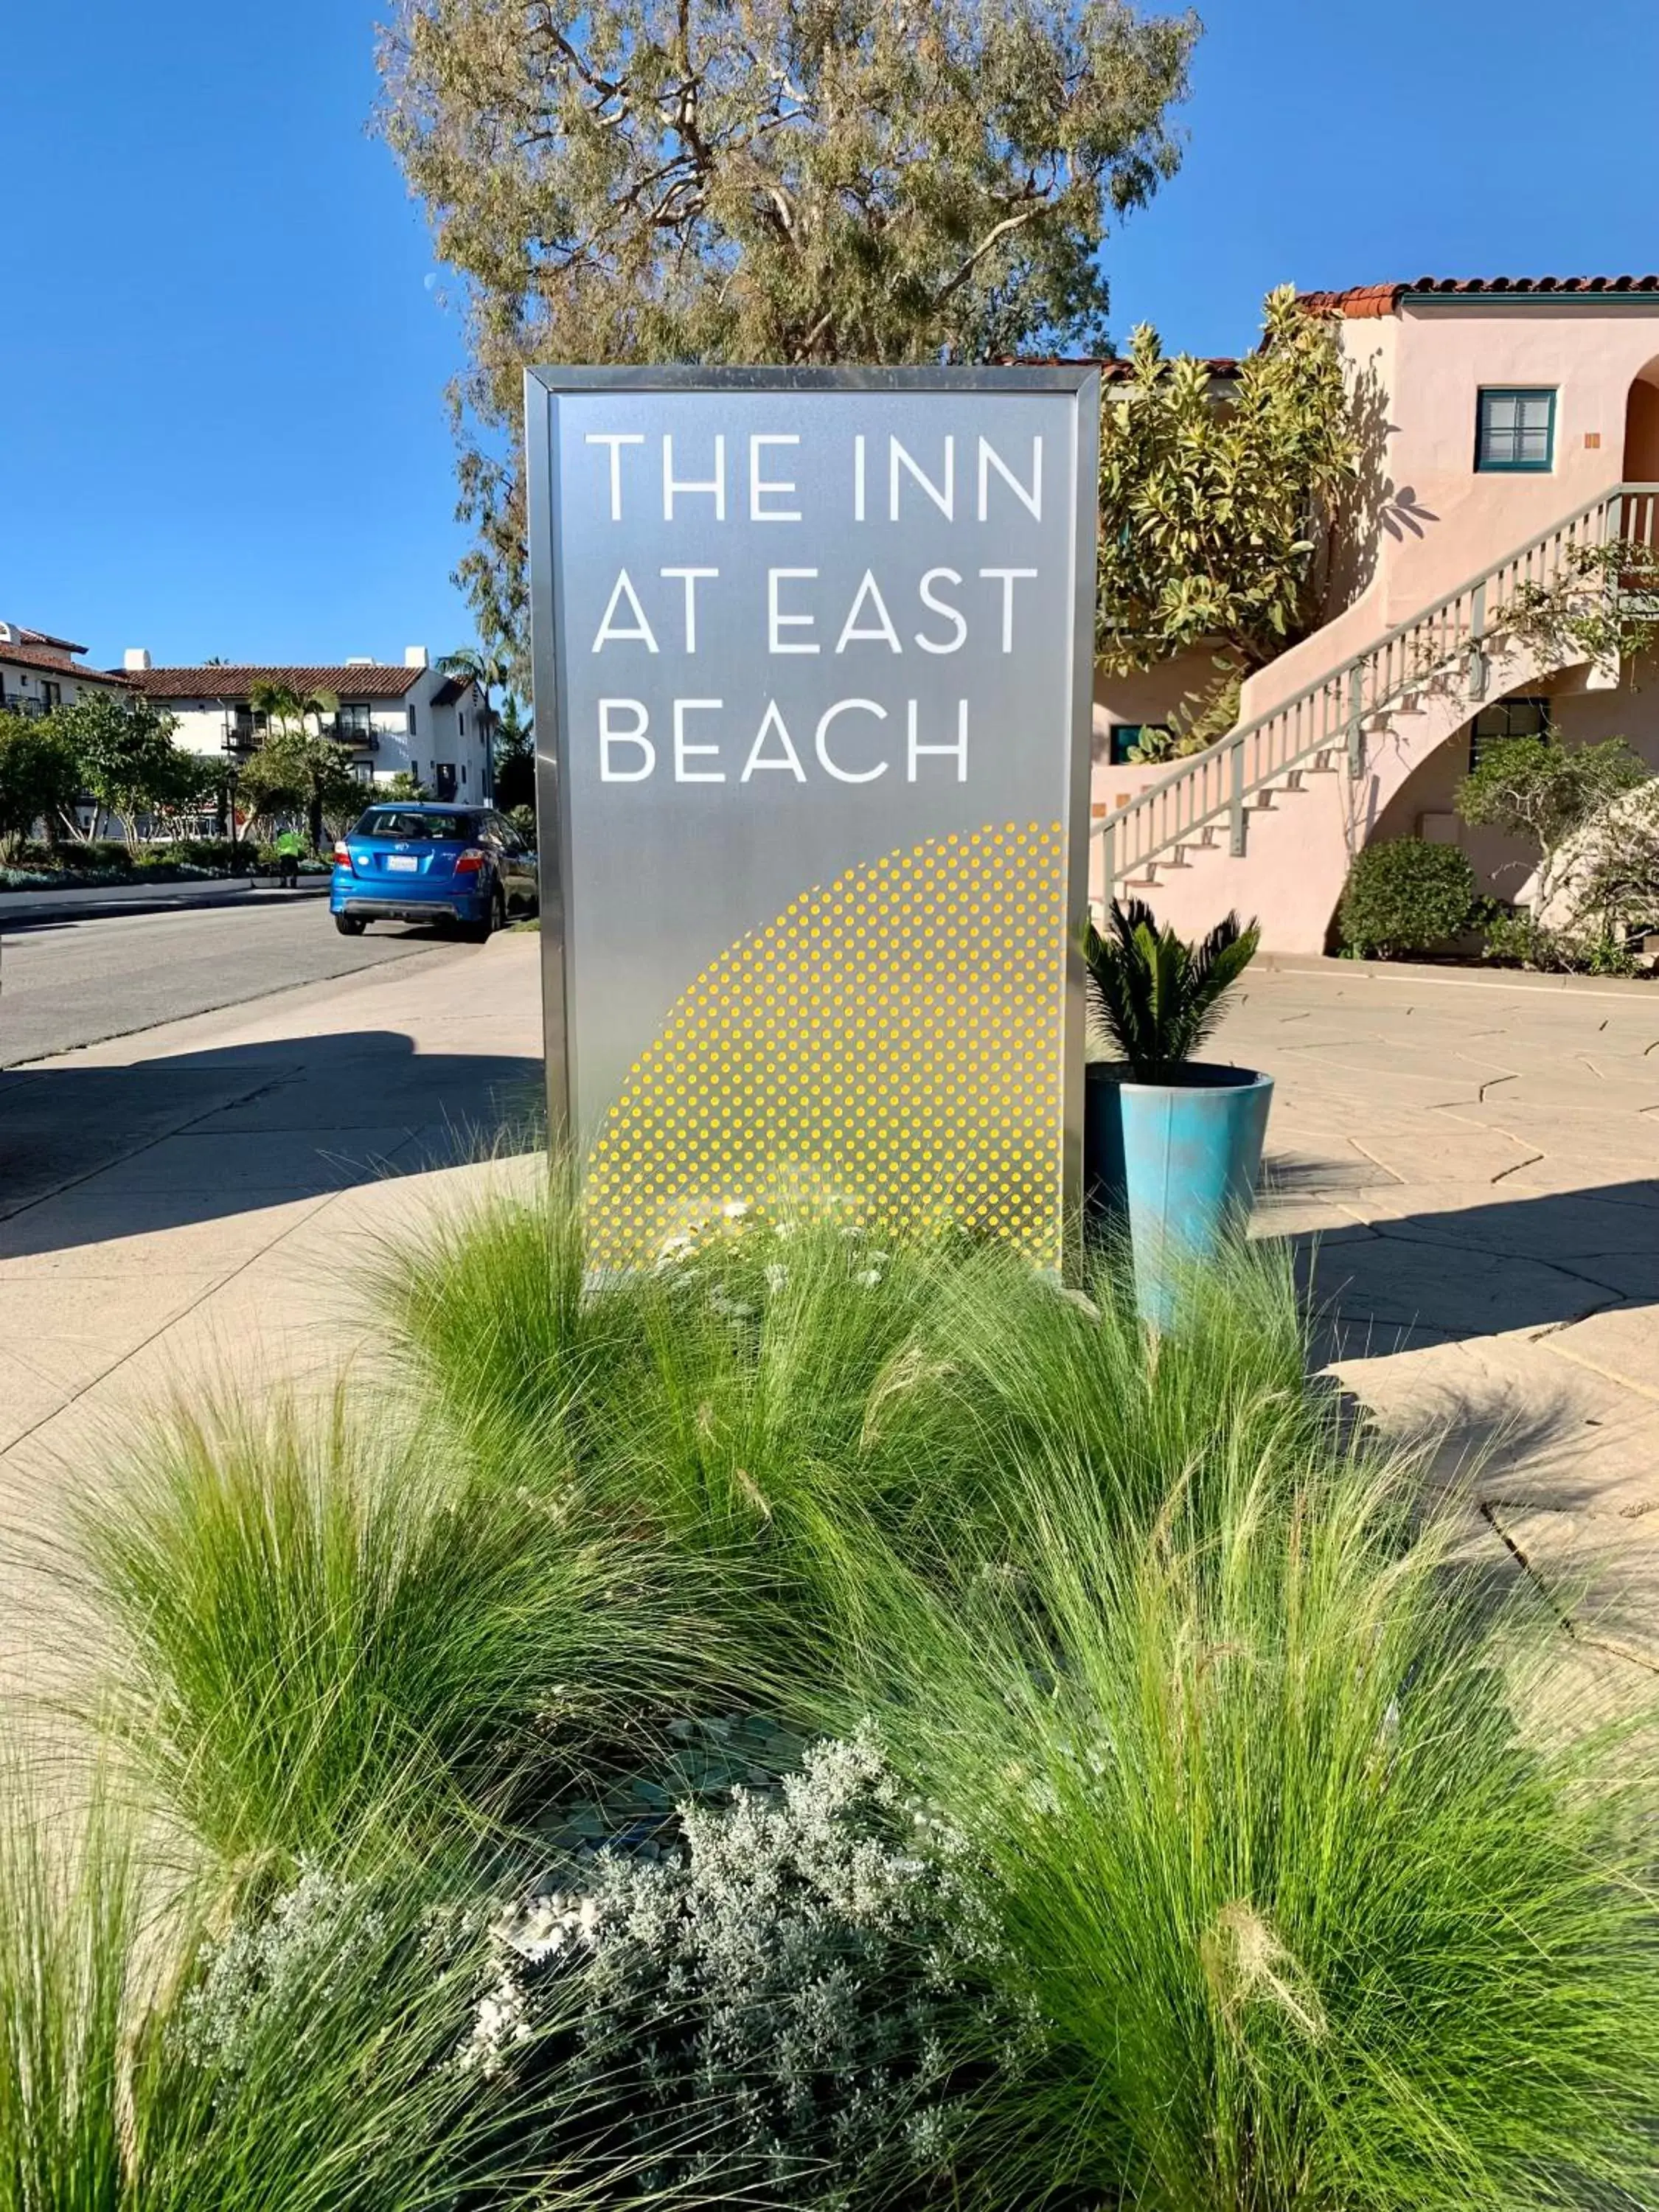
[{"xmin": 0, "ymin": 934, "xmax": 543, "ymax": 1509}]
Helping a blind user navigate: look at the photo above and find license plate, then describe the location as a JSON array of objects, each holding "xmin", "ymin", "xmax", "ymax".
[{"xmin": 386, "ymin": 854, "xmax": 418, "ymax": 872}]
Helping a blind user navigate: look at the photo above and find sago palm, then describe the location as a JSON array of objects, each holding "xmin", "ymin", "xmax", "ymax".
[{"xmin": 1082, "ymin": 898, "xmax": 1259, "ymax": 1080}]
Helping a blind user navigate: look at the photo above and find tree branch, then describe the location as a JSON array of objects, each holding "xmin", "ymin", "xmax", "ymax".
[{"xmin": 928, "ymin": 201, "xmax": 1047, "ymax": 310}]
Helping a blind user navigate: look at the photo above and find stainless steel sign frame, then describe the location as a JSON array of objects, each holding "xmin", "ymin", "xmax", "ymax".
[{"xmin": 526, "ymin": 364, "xmax": 1100, "ymax": 1270}]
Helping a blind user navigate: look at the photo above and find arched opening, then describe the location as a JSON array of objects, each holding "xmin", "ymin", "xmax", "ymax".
[{"xmin": 1622, "ymin": 356, "xmax": 1659, "ymax": 482}]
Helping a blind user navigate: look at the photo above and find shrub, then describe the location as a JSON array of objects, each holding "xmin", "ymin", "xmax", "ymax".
[
  {"xmin": 0, "ymin": 714, "xmax": 80, "ymax": 858},
  {"xmin": 1524, "ymin": 773, "xmax": 1659, "ymax": 948},
  {"xmin": 67, "ymin": 1386, "xmax": 716, "ymax": 1878},
  {"xmin": 1482, "ymin": 907, "xmax": 1638, "ymax": 976},
  {"xmin": 465, "ymin": 1728, "xmax": 1032, "ymax": 2204},
  {"xmin": 1455, "ymin": 732, "xmax": 1647, "ymax": 860},
  {"xmin": 170, "ymin": 836, "xmax": 238, "ymax": 870},
  {"xmin": 1337, "ymin": 836, "xmax": 1475, "ymax": 957}
]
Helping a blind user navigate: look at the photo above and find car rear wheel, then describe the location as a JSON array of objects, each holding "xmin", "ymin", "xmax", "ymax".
[
  {"xmin": 459, "ymin": 887, "xmax": 505, "ymax": 945},
  {"xmin": 334, "ymin": 914, "xmax": 366, "ymax": 936}
]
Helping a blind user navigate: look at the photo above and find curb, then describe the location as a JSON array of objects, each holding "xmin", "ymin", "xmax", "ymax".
[
  {"xmin": 0, "ymin": 878, "xmax": 333, "ymax": 931},
  {"xmin": 1256, "ymin": 951, "xmax": 1659, "ymax": 1000}
]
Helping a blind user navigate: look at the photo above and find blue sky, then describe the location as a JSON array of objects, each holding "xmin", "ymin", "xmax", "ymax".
[{"xmin": 5, "ymin": 0, "xmax": 1658, "ymax": 672}]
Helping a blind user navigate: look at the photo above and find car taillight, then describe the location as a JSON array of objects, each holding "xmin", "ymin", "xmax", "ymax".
[
  {"xmin": 333, "ymin": 842, "xmax": 352, "ymax": 871},
  {"xmin": 455, "ymin": 848, "xmax": 487, "ymax": 875}
]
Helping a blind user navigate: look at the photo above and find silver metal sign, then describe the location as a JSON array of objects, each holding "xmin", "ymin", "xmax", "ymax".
[{"xmin": 526, "ymin": 366, "xmax": 1099, "ymax": 1270}]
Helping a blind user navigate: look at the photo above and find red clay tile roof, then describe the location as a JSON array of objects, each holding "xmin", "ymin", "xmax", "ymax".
[
  {"xmin": 1099, "ymin": 355, "xmax": 1241, "ymax": 382},
  {"xmin": 0, "ymin": 639, "xmax": 132, "ymax": 686},
  {"xmin": 1299, "ymin": 276, "xmax": 1659, "ymax": 319},
  {"xmin": 995, "ymin": 353, "xmax": 1243, "ymax": 383},
  {"xmin": 17, "ymin": 627, "xmax": 88, "ymax": 655},
  {"xmin": 121, "ymin": 663, "xmax": 425, "ymax": 701}
]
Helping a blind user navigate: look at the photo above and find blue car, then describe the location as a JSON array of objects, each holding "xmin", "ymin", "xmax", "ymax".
[{"xmin": 330, "ymin": 803, "xmax": 539, "ymax": 941}]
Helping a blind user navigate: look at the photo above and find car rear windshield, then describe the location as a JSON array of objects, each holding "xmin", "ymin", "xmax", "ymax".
[{"xmin": 352, "ymin": 810, "xmax": 481, "ymax": 841}]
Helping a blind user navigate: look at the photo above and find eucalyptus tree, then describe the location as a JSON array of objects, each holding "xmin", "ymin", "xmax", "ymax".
[{"xmin": 378, "ymin": 0, "xmax": 1200, "ymax": 675}]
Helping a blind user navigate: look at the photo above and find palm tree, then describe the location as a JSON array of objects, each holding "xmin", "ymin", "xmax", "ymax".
[
  {"xmin": 248, "ymin": 681, "xmax": 339, "ymax": 745},
  {"xmin": 490, "ymin": 691, "xmax": 535, "ymax": 812},
  {"xmin": 247, "ymin": 681, "xmax": 343, "ymax": 851},
  {"xmin": 438, "ymin": 644, "xmax": 515, "ymax": 800}
]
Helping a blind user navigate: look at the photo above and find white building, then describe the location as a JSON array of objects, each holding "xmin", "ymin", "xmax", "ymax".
[
  {"xmin": 0, "ymin": 621, "xmax": 133, "ymax": 716},
  {"xmin": 116, "ymin": 647, "xmax": 490, "ymax": 801}
]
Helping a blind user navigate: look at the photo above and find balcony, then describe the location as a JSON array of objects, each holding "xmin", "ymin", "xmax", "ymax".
[{"xmin": 0, "ymin": 693, "xmax": 57, "ymax": 721}]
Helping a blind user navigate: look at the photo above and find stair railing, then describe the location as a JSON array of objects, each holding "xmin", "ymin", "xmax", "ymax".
[{"xmin": 1094, "ymin": 484, "xmax": 1659, "ymax": 902}]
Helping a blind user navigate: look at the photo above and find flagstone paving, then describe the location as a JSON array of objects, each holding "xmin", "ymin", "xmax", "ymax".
[{"xmin": 1219, "ymin": 959, "xmax": 1659, "ymax": 1677}]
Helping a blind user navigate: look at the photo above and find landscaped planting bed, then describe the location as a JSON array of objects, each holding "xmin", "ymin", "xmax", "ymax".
[{"xmin": 7, "ymin": 1184, "xmax": 1659, "ymax": 2209}]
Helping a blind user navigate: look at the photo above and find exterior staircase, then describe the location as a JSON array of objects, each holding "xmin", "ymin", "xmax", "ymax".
[{"xmin": 1091, "ymin": 484, "xmax": 1659, "ymax": 953}]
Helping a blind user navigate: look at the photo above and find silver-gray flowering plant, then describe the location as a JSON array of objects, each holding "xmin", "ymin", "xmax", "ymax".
[{"xmin": 466, "ymin": 1728, "xmax": 1036, "ymax": 2206}]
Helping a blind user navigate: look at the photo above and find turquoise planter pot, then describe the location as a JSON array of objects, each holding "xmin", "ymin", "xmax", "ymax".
[{"xmin": 1085, "ymin": 1063, "xmax": 1274, "ymax": 1325}]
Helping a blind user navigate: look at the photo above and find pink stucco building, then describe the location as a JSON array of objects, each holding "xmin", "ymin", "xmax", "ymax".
[{"xmin": 1093, "ymin": 275, "xmax": 1659, "ymax": 950}]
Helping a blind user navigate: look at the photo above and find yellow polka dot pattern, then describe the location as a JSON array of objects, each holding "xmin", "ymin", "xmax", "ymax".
[{"xmin": 585, "ymin": 821, "xmax": 1068, "ymax": 1269}]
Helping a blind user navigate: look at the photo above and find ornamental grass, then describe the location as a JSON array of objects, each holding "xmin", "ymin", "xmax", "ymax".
[
  {"xmin": 60, "ymin": 1382, "xmax": 723, "ymax": 1887},
  {"xmin": 32, "ymin": 1167, "xmax": 1659, "ymax": 2207},
  {"xmin": 0, "ymin": 1776, "xmax": 557, "ymax": 2212}
]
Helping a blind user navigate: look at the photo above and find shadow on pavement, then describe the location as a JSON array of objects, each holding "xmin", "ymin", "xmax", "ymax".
[
  {"xmin": 1292, "ymin": 1179, "xmax": 1659, "ymax": 1350},
  {"xmin": 0, "ymin": 1029, "xmax": 545, "ymax": 1259}
]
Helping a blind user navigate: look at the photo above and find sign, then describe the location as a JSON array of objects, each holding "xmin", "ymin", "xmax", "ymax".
[{"xmin": 526, "ymin": 366, "xmax": 1099, "ymax": 1270}]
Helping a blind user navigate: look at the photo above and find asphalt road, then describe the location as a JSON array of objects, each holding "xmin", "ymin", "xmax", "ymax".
[{"xmin": 0, "ymin": 900, "xmax": 459, "ymax": 1066}]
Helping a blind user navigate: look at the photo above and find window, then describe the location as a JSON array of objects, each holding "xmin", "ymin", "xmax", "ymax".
[
  {"xmin": 1476, "ymin": 388, "xmax": 1556, "ymax": 473},
  {"xmin": 408, "ymin": 705, "xmax": 417, "ymax": 736},
  {"xmin": 41, "ymin": 679, "xmax": 61, "ymax": 709},
  {"xmin": 352, "ymin": 807, "xmax": 481, "ymax": 840},
  {"xmin": 335, "ymin": 702, "xmax": 375, "ymax": 742},
  {"xmin": 1107, "ymin": 723, "xmax": 1172, "ymax": 766},
  {"xmin": 1469, "ymin": 695, "xmax": 1551, "ymax": 771},
  {"xmin": 458, "ymin": 712, "xmax": 466, "ymax": 737},
  {"xmin": 461, "ymin": 764, "xmax": 468, "ymax": 786}
]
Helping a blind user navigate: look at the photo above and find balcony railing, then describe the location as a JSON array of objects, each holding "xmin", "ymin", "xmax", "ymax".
[
  {"xmin": 0, "ymin": 694, "xmax": 58, "ymax": 720},
  {"xmin": 220, "ymin": 718, "xmax": 380, "ymax": 753}
]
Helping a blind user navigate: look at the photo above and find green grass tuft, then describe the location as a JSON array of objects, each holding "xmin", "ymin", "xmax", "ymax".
[
  {"xmin": 0, "ymin": 1772, "xmax": 540, "ymax": 2212},
  {"xmin": 862, "ymin": 1438, "xmax": 1659, "ymax": 2211},
  {"xmin": 68, "ymin": 1383, "xmax": 718, "ymax": 1882}
]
